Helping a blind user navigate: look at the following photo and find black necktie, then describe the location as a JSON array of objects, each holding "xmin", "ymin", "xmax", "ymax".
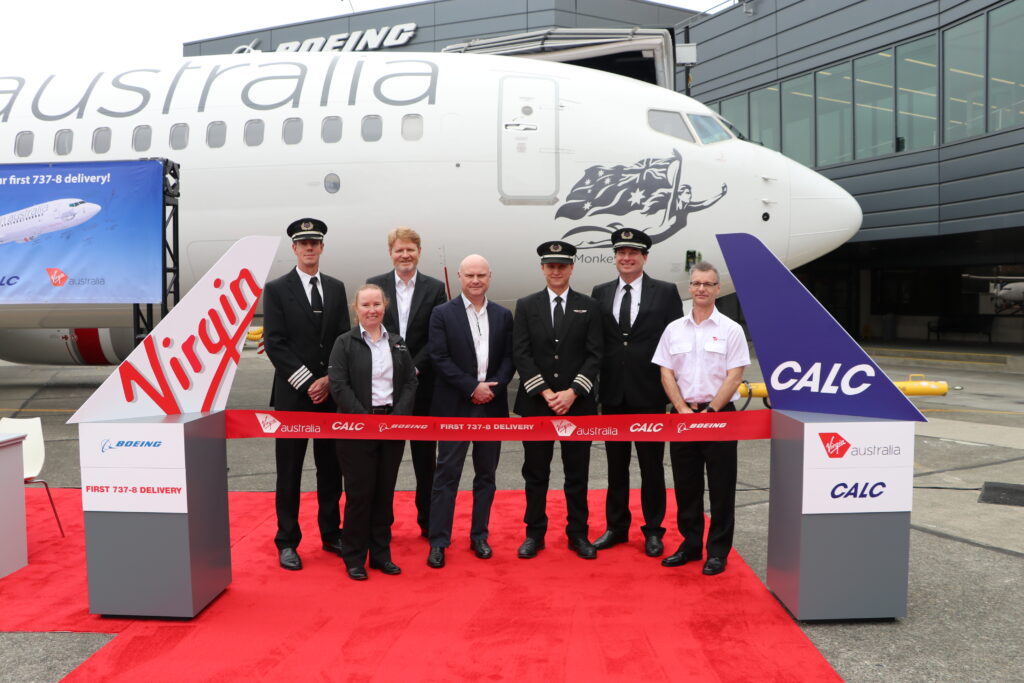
[
  {"xmin": 310, "ymin": 276, "xmax": 323, "ymax": 330},
  {"xmin": 619, "ymin": 283, "xmax": 632, "ymax": 335},
  {"xmin": 553, "ymin": 295, "xmax": 564, "ymax": 340}
]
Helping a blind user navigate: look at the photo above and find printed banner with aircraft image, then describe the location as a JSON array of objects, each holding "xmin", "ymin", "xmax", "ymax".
[{"xmin": 0, "ymin": 159, "xmax": 164, "ymax": 304}]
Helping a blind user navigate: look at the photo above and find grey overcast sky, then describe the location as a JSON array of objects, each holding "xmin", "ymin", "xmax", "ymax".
[{"xmin": 0, "ymin": 0, "xmax": 728, "ymax": 67}]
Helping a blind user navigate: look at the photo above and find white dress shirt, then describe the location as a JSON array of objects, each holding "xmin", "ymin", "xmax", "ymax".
[
  {"xmin": 612, "ymin": 274, "xmax": 643, "ymax": 326},
  {"xmin": 294, "ymin": 267, "xmax": 323, "ymax": 308},
  {"xmin": 360, "ymin": 325, "xmax": 394, "ymax": 407},
  {"xmin": 651, "ymin": 307, "xmax": 750, "ymax": 404},
  {"xmin": 395, "ymin": 272, "xmax": 417, "ymax": 339},
  {"xmin": 462, "ymin": 294, "xmax": 489, "ymax": 382}
]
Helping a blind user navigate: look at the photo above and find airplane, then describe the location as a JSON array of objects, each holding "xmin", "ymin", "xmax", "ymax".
[
  {"xmin": 0, "ymin": 51, "xmax": 862, "ymax": 365},
  {"xmin": 0, "ymin": 198, "xmax": 101, "ymax": 245},
  {"xmin": 961, "ymin": 274, "xmax": 1024, "ymax": 314}
]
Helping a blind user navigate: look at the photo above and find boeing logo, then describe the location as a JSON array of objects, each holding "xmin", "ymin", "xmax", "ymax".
[
  {"xmin": 769, "ymin": 361, "xmax": 875, "ymax": 396},
  {"xmin": 232, "ymin": 23, "xmax": 417, "ymax": 55},
  {"xmin": 100, "ymin": 438, "xmax": 163, "ymax": 452}
]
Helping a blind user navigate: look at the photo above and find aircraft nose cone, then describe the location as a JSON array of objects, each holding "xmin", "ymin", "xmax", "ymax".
[
  {"xmin": 788, "ymin": 163, "xmax": 862, "ymax": 266},
  {"xmin": 84, "ymin": 203, "xmax": 101, "ymax": 218}
]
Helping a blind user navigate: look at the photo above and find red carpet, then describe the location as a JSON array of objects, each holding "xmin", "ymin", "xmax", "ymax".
[{"xmin": 4, "ymin": 488, "xmax": 839, "ymax": 682}]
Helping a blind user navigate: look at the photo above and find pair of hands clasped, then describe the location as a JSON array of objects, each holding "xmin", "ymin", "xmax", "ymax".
[{"xmin": 541, "ymin": 388, "xmax": 577, "ymax": 416}]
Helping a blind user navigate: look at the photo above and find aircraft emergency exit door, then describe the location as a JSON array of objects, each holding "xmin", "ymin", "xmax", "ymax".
[{"xmin": 498, "ymin": 76, "xmax": 559, "ymax": 204}]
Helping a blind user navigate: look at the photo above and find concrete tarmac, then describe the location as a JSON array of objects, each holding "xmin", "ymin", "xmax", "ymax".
[{"xmin": 1, "ymin": 345, "xmax": 1022, "ymax": 682}]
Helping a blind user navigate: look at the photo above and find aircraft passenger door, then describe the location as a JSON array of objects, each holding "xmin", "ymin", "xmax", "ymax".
[{"xmin": 498, "ymin": 76, "xmax": 559, "ymax": 204}]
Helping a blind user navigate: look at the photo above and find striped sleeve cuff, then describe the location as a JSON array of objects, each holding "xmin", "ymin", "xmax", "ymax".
[
  {"xmin": 572, "ymin": 374, "xmax": 594, "ymax": 395},
  {"xmin": 522, "ymin": 374, "xmax": 546, "ymax": 394},
  {"xmin": 288, "ymin": 365, "xmax": 313, "ymax": 390}
]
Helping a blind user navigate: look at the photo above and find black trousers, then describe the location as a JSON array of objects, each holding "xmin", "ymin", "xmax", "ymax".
[
  {"xmin": 668, "ymin": 402, "xmax": 737, "ymax": 559},
  {"xmin": 274, "ymin": 437, "xmax": 342, "ymax": 550},
  {"xmin": 428, "ymin": 416, "xmax": 500, "ymax": 548},
  {"xmin": 522, "ymin": 439, "xmax": 591, "ymax": 540},
  {"xmin": 409, "ymin": 384, "xmax": 437, "ymax": 533},
  {"xmin": 601, "ymin": 402, "xmax": 667, "ymax": 539},
  {"xmin": 339, "ymin": 439, "xmax": 404, "ymax": 568}
]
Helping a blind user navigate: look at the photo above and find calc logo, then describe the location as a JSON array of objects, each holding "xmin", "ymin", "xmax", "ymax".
[
  {"xmin": 256, "ymin": 412, "xmax": 282, "ymax": 434},
  {"xmin": 46, "ymin": 268, "xmax": 69, "ymax": 287},
  {"xmin": 819, "ymin": 432, "xmax": 850, "ymax": 459},
  {"xmin": 551, "ymin": 419, "xmax": 577, "ymax": 437}
]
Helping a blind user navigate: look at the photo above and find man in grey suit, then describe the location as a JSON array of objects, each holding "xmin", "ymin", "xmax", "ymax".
[
  {"xmin": 263, "ymin": 218, "xmax": 349, "ymax": 571},
  {"xmin": 366, "ymin": 227, "xmax": 447, "ymax": 537}
]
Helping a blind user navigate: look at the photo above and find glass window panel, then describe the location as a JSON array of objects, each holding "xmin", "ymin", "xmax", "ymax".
[
  {"xmin": 54, "ymin": 129, "xmax": 73, "ymax": 156},
  {"xmin": 720, "ymin": 94, "xmax": 748, "ymax": 139},
  {"xmin": 169, "ymin": 123, "xmax": 189, "ymax": 150},
  {"xmin": 896, "ymin": 35, "xmax": 938, "ymax": 151},
  {"xmin": 749, "ymin": 86, "xmax": 780, "ymax": 150},
  {"xmin": 989, "ymin": 0, "xmax": 1024, "ymax": 132},
  {"xmin": 324, "ymin": 173, "xmax": 341, "ymax": 194},
  {"xmin": 647, "ymin": 109, "xmax": 695, "ymax": 142},
  {"xmin": 944, "ymin": 16, "xmax": 986, "ymax": 142},
  {"xmin": 283, "ymin": 117, "xmax": 303, "ymax": 144},
  {"xmin": 132, "ymin": 125, "xmax": 152, "ymax": 152},
  {"xmin": 688, "ymin": 114, "xmax": 732, "ymax": 143},
  {"xmin": 362, "ymin": 115, "xmax": 383, "ymax": 142},
  {"xmin": 854, "ymin": 52, "xmax": 894, "ymax": 159},
  {"xmin": 782, "ymin": 74, "xmax": 814, "ymax": 166},
  {"xmin": 14, "ymin": 131, "xmax": 33, "ymax": 157},
  {"xmin": 207, "ymin": 121, "xmax": 226, "ymax": 148},
  {"xmin": 244, "ymin": 119, "xmax": 264, "ymax": 146},
  {"xmin": 321, "ymin": 116, "xmax": 342, "ymax": 143},
  {"xmin": 816, "ymin": 62, "xmax": 853, "ymax": 165},
  {"xmin": 401, "ymin": 114, "xmax": 423, "ymax": 141},
  {"xmin": 92, "ymin": 127, "xmax": 111, "ymax": 154}
]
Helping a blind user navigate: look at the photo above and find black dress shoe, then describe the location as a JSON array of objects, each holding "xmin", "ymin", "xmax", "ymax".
[
  {"xmin": 568, "ymin": 537, "xmax": 598, "ymax": 560},
  {"xmin": 346, "ymin": 566, "xmax": 368, "ymax": 581},
  {"xmin": 702, "ymin": 556, "xmax": 727, "ymax": 575},
  {"xmin": 427, "ymin": 546, "xmax": 445, "ymax": 568},
  {"xmin": 369, "ymin": 559, "xmax": 402, "ymax": 575},
  {"xmin": 592, "ymin": 530, "xmax": 627, "ymax": 550},
  {"xmin": 322, "ymin": 538, "xmax": 344, "ymax": 557},
  {"xmin": 644, "ymin": 534, "xmax": 665, "ymax": 558},
  {"xmin": 517, "ymin": 537, "xmax": 544, "ymax": 559},
  {"xmin": 279, "ymin": 547, "xmax": 302, "ymax": 571},
  {"xmin": 661, "ymin": 545, "xmax": 700, "ymax": 568},
  {"xmin": 470, "ymin": 539, "xmax": 493, "ymax": 559}
]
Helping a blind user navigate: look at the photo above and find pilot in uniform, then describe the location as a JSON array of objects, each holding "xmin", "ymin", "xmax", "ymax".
[
  {"xmin": 512, "ymin": 240, "xmax": 603, "ymax": 560},
  {"xmin": 262, "ymin": 218, "xmax": 349, "ymax": 571}
]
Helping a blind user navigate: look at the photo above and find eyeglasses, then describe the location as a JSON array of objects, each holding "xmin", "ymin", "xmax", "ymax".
[{"xmin": 688, "ymin": 281, "xmax": 719, "ymax": 289}]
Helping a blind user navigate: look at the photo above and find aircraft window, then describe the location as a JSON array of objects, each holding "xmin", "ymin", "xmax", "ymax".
[
  {"xmin": 647, "ymin": 110, "xmax": 694, "ymax": 142},
  {"xmin": 283, "ymin": 118, "xmax": 303, "ymax": 145},
  {"xmin": 245, "ymin": 119, "xmax": 264, "ymax": 147},
  {"xmin": 324, "ymin": 173, "xmax": 341, "ymax": 194},
  {"xmin": 54, "ymin": 129, "xmax": 73, "ymax": 155},
  {"xmin": 688, "ymin": 115, "xmax": 732, "ymax": 144},
  {"xmin": 716, "ymin": 116, "xmax": 747, "ymax": 141},
  {"xmin": 169, "ymin": 123, "xmax": 189, "ymax": 150},
  {"xmin": 14, "ymin": 131, "xmax": 33, "ymax": 157},
  {"xmin": 132, "ymin": 125, "xmax": 152, "ymax": 152},
  {"xmin": 361, "ymin": 115, "xmax": 383, "ymax": 142},
  {"xmin": 207, "ymin": 121, "xmax": 227, "ymax": 148},
  {"xmin": 92, "ymin": 127, "xmax": 112, "ymax": 154},
  {"xmin": 401, "ymin": 114, "xmax": 423, "ymax": 141},
  {"xmin": 322, "ymin": 116, "xmax": 342, "ymax": 143}
]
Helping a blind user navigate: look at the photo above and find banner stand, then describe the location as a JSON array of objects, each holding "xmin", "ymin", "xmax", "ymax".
[
  {"xmin": 767, "ymin": 410, "xmax": 913, "ymax": 620},
  {"xmin": 79, "ymin": 412, "xmax": 230, "ymax": 618}
]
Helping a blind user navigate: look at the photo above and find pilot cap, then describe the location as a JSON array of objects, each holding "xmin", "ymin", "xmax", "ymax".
[
  {"xmin": 287, "ymin": 218, "xmax": 327, "ymax": 242},
  {"xmin": 537, "ymin": 240, "xmax": 576, "ymax": 264},
  {"xmin": 610, "ymin": 228, "xmax": 652, "ymax": 253}
]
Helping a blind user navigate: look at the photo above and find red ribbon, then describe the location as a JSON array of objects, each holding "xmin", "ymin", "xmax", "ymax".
[{"xmin": 225, "ymin": 409, "xmax": 771, "ymax": 442}]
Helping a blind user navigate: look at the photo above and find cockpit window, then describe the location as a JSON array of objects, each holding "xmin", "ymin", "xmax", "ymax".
[
  {"xmin": 716, "ymin": 115, "xmax": 747, "ymax": 141},
  {"xmin": 647, "ymin": 109, "xmax": 695, "ymax": 142},
  {"xmin": 688, "ymin": 114, "xmax": 733, "ymax": 144}
]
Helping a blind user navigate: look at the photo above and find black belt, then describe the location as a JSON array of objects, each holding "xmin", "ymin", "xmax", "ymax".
[
  {"xmin": 689, "ymin": 401, "xmax": 734, "ymax": 413},
  {"xmin": 370, "ymin": 405, "xmax": 392, "ymax": 414}
]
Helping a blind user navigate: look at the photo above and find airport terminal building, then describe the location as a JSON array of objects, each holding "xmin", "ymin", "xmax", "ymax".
[{"xmin": 187, "ymin": 0, "xmax": 1024, "ymax": 344}]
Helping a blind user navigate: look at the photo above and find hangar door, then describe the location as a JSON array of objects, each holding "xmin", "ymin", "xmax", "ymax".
[{"xmin": 498, "ymin": 76, "xmax": 559, "ymax": 204}]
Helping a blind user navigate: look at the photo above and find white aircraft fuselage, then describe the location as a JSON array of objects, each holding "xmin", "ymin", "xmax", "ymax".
[
  {"xmin": 0, "ymin": 198, "xmax": 101, "ymax": 245},
  {"xmin": 0, "ymin": 51, "xmax": 862, "ymax": 363}
]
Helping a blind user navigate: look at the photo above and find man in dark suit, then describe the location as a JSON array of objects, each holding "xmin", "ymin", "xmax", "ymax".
[
  {"xmin": 263, "ymin": 218, "xmax": 349, "ymax": 571},
  {"xmin": 366, "ymin": 227, "xmax": 447, "ymax": 537},
  {"xmin": 425, "ymin": 254, "xmax": 514, "ymax": 568},
  {"xmin": 590, "ymin": 228, "xmax": 683, "ymax": 558},
  {"xmin": 513, "ymin": 240, "xmax": 603, "ymax": 560}
]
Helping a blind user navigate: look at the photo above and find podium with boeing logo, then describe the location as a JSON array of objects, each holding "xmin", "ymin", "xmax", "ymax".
[
  {"xmin": 79, "ymin": 413, "xmax": 230, "ymax": 617},
  {"xmin": 718, "ymin": 233, "xmax": 925, "ymax": 621}
]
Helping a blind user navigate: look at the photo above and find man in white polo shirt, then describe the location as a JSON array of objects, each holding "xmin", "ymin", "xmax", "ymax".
[{"xmin": 651, "ymin": 261, "xmax": 749, "ymax": 576}]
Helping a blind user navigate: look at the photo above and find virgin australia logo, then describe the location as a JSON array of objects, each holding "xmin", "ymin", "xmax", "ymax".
[
  {"xmin": 552, "ymin": 419, "xmax": 577, "ymax": 437},
  {"xmin": 555, "ymin": 150, "xmax": 727, "ymax": 249},
  {"xmin": 256, "ymin": 413, "xmax": 282, "ymax": 434}
]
